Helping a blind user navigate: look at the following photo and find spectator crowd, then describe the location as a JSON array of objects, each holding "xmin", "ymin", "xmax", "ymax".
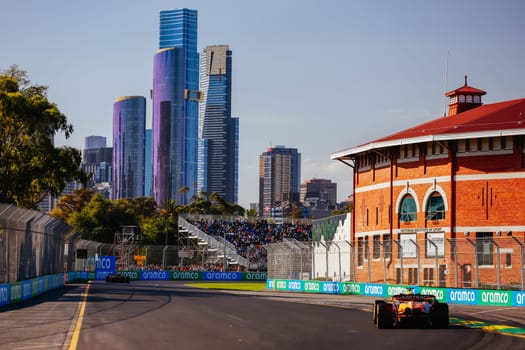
[{"xmin": 191, "ymin": 219, "xmax": 312, "ymax": 265}]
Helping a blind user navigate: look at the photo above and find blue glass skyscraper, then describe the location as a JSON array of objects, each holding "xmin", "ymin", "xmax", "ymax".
[
  {"xmin": 113, "ymin": 96, "xmax": 146, "ymax": 199},
  {"xmin": 198, "ymin": 45, "xmax": 238, "ymax": 203},
  {"xmin": 145, "ymin": 129, "xmax": 152, "ymax": 197},
  {"xmin": 153, "ymin": 8, "xmax": 199, "ymax": 205}
]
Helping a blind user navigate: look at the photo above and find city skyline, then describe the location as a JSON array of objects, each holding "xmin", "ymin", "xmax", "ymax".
[{"xmin": 1, "ymin": 1, "xmax": 524, "ymax": 209}]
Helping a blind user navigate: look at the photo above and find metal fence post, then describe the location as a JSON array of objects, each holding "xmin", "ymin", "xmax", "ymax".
[
  {"xmin": 392, "ymin": 239, "xmax": 403, "ymax": 284},
  {"xmin": 378, "ymin": 241, "xmax": 387, "ymax": 285},
  {"xmin": 491, "ymin": 239, "xmax": 501, "ymax": 290},
  {"xmin": 332, "ymin": 241, "xmax": 341, "ymax": 281},
  {"xmin": 428, "ymin": 239, "xmax": 439, "ymax": 286},
  {"xmin": 511, "ymin": 235, "xmax": 524, "ymax": 290},
  {"xmin": 410, "ymin": 239, "xmax": 420, "ymax": 286},
  {"xmin": 446, "ymin": 238, "xmax": 458, "ymax": 288},
  {"xmin": 465, "ymin": 237, "xmax": 479, "ymax": 288},
  {"xmin": 345, "ymin": 240, "xmax": 354, "ymax": 282}
]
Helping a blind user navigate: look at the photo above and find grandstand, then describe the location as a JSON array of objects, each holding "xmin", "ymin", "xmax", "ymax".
[{"xmin": 183, "ymin": 215, "xmax": 312, "ymax": 271}]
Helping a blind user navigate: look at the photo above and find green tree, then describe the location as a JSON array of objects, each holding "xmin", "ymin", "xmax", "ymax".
[
  {"xmin": 0, "ymin": 66, "xmax": 81, "ymax": 208},
  {"xmin": 68, "ymin": 194, "xmax": 137, "ymax": 242},
  {"xmin": 50, "ymin": 188, "xmax": 96, "ymax": 222}
]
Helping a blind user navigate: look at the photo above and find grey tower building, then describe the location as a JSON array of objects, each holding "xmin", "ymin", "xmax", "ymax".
[{"xmin": 198, "ymin": 45, "xmax": 238, "ymax": 203}]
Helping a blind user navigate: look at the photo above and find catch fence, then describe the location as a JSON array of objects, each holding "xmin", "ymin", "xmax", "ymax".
[
  {"xmin": 267, "ymin": 236, "xmax": 525, "ymax": 290},
  {"xmin": 0, "ymin": 204, "xmax": 74, "ymax": 283}
]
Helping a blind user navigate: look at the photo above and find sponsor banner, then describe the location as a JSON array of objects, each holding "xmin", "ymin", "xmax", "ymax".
[
  {"xmin": 266, "ymin": 279, "xmax": 275, "ymax": 289},
  {"xmin": 243, "ymin": 272, "xmax": 267, "ymax": 281},
  {"xmin": 386, "ymin": 285, "xmax": 411, "ymax": 297},
  {"xmin": 96, "ymin": 256, "xmax": 116, "ymax": 280},
  {"xmin": 32, "ymin": 279, "xmax": 39, "ymax": 297},
  {"xmin": 0, "ymin": 284, "xmax": 9, "ymax": 306},
  {"xmin": 275, "ymin": 280, "xmax": 288, "ymax": 291},
  {"xmin": 321, "ymin": 282, "xmax": 341, "ymax": 294},
  {"xmin": 10, "ymin": 283, "xmax": 22, "ymax": 304},
  {"xmin": 447, "ymin": 288, "xmax": 477, "ymax": 305},
  {"xmin": 286, "ymin": 280, "xmax": 303, "ymax": 292},
  {"xmin": 119, "ymin": 271, "xmax": 141, "ymax": 281},
  {"xmin": 362, "ymin": 283, "xmax": 386, "ymax": 297},
  {"xmin": 513, "ymin": 291, "xmax": 525, "ymax": 307},
  {"xmin": 478, "ymin": 289, "xmax": 513, "ymax": 307},
  {"xmin": 88, "ymin": 272, "xmax": 96, "ymax": 280},
  {"xmin": 419, "ymin": 287, "xmax": 447, "ymax": 302},
  {"xmin": 341, "ymin": 282, "xmax": 362, "ymax": 295},
  {"xmin": 202, "ymin": 272, "xmax": 243, "ymax": 281},
  {"xmin": 22, "ymin": 281, "xmax": 32, "ymax": 300},
  {"xmin": 140, "ymin": 270, "xmax": 170, "ymax": 281},
  {"xmin": 303, "ymin": 281, "xmax": 322, "ymax": 293},
  {"xmin": 171, "ymin": 271, "xmax": 202, "ymax": 280},
  {"xmin": 38, "ymin": 277, "xmax": 45, "ymax": 295},
  {"xmin": 96, "ymin": 271, "xmax": 113, "ymax": 281},
  {"xmin": 47, "ymin": 275, "xmax": 54, "ymax": 291}
]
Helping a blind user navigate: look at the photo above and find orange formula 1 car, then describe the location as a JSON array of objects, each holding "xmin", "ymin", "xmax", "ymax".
[{"xmin": 372, "ymin": 293, "xmax": 449, "ymax": 329}]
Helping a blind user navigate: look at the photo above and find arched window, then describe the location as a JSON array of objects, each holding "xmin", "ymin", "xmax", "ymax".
[
  {"xmin": 426, "ymin": 192, "xmax": 445, "ymax": 220},
  {"xmin": 399, "ymin": 194, "xmax": 417, "ymax": 222}
]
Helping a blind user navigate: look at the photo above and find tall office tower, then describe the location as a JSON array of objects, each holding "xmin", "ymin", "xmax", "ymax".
[
  {"xmin": 153, "ymin": 8, "xmax": 199, "ymax": 205},
  {"xmin": 198, "ymin": 45, "xmax": 239, "ymax": 203},
  {"xmin": 112, "ymin": 96, "xmax": 146, "ymax": 199},
  {"xmin": 259, "ymin": 146, "xmax": 301, "ymax": 217},
  {"xmin": 85, "ymin": 136, "xmax": 107, "ymax": 150},
  {"xmin": 145, "ymin": 129, "xmax": 152, "ymax": 197},
  {"xmin": 300, "ymin": 178, "xmax": 337, "ymax": 209}
]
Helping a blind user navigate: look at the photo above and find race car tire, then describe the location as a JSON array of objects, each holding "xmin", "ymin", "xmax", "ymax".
[
  {"xmin": 376, "ymin": 302, "xmax": 394, "ymax": 329},
  {"xmin": 373, "ymin": 300, "xmax": 386, "ymax": 324},
  {"xmin": 431, "ymin": 303, "xmax": 449, "ymax": 328}
]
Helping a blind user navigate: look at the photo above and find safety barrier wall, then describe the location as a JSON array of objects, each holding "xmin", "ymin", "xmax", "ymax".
[
  {"xmin": 0, "ymin": 273, "xmax": 66, "ymax": 307},
  {"xmin": 266, "ymin": 279, "xmax": 525, "ymax": 307}
]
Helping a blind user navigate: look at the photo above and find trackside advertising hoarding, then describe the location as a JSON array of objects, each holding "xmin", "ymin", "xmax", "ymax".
[
  {"xmin": 94, "ymin": 270, "xmax": 267, "ymax": 282},
  {"xmin": 0, "ymin": 273, "xmax": 67, "ymax": 307},
  {"xmin": 266, "ymin": 279, "xmax": 525, "ymax": 307}
]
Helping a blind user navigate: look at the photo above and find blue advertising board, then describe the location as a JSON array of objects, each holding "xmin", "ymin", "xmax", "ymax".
[
  {"xmin": 95, "ymin": 255, "xmax": 116, "ymax": 280},
  {"xmin": 202, "ymin": 272, "xmax": 243, "ymax": 281}
]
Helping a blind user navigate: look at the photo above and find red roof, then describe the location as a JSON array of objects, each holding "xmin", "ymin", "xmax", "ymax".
[
  {"xmin": 331, "ymin": 98, "xmax": 525, "ymax": 159},
  {"xmin": 374, "ymin": 98, "xmax": 525, "ymax": 143},
  {"xmin": 445, "ymin": 84, "xmax": 486, "ymax": 97}
]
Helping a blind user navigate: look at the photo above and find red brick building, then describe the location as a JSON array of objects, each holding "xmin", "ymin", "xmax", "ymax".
[{"xmin": 331, "ymin": 77, "xmax": 525, "ymax": 289}]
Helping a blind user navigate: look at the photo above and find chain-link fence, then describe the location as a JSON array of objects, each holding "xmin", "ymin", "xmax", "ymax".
[
  {"xmin": 264, "ymin": 239, "xmax": 312, "ymax": 280},
  {"xmin": 0, "ymin": 204, "xmax": 73, "ymax": 283},
  {"xmin": 268, "ymin": 235, "xmax": 525, "ymax": 290},
  {"xmin": 267, "ymin": 213, "xmax": 525, "ymax": 290}
]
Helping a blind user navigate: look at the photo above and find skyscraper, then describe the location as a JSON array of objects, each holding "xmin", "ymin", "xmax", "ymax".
[
  {"xmin": 145, "ymin": 129, "xmax": 152, "ymax": 197},
  {"xmin": 84, "ymin": 136, "xmax": 107, "ymax": 150},
  {"xmin": 198, "ymin": 45, "xmax": 239, "ymax": 203},
  {"xmin": 113, "ymin": 96, "xmax": 146, "ymax": 199},
  {"xmin": 153, "ymin": 8, "xmax": 199, "ymax": 205},
  {"xmin": 259, "ymin": 146, "xmax": 301, "ymax": 217}
]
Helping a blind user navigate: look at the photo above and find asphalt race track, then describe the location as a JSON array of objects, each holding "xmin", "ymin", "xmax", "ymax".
[{"xmin": 0, "ymin": 281, "xmax": 524, "ymax": 350}]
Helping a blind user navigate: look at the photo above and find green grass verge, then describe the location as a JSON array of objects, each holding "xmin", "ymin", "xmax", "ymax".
[{"xmin": 186, "ymin": 282, "xmax": 267, "ymax": 291}]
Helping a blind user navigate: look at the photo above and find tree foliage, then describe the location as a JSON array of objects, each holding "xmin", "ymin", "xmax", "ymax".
[{"xmin": 0, "ymin": 65, "xmax": 81, "ymax": 208}]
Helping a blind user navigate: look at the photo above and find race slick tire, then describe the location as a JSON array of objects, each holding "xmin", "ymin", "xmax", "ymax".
[
  {"xmin": 431, "ymin": 302, "xmax": 449, "ymax": 328},
  {"xmin": 373, "ymin": 300, "xmax": 386, "ymax": 324},
  {"xmin": 376, "ymin": 302, "xmax": 394, "ymax": 329}
]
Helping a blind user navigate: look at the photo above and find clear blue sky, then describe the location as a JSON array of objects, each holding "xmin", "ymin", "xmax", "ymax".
[{"xmin": 1, "ymin": 0, "xmax": 524, "ymax": 209}]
